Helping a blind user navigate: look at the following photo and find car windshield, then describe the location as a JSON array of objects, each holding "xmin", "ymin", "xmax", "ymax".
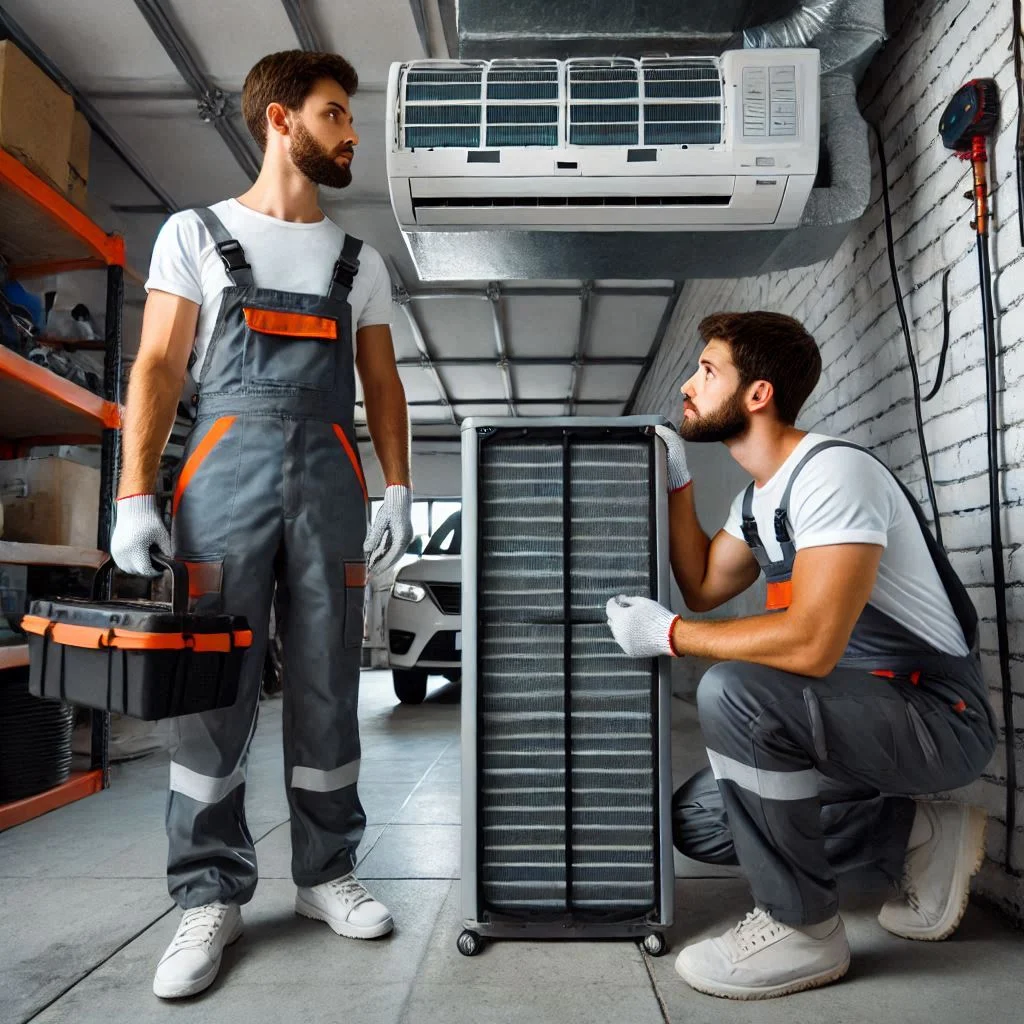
[{"xmin": 423, "ymin": 511, "xmax": 461, "ymax": 555}]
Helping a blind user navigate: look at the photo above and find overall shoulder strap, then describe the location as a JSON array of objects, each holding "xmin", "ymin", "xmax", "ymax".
[
  {"xmin": 328, "ymin": 233, "xmax": 364, "ymax": 303},
  {"xmin": 778, "ymin": 439, "xmax": 978, "ymax": 649},
  {"xmin": 193, "ymin": 207, "xmax": 254, "ymax": 287}
]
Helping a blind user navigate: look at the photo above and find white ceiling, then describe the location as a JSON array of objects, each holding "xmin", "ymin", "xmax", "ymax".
[{"xmin": 1, "ymin": 0, "xmax": 680, "ymax": 441}]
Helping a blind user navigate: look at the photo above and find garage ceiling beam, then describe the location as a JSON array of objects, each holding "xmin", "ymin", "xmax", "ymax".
[
  {"xmin": 132, "ymin": 0, "xmax": 262, "ymax": 181},
  {"xmin": 623, "ymin": 281, "xmax": 684, "ymax": 415},
  {"xmin": 390, "ymin": 261, "xmax": 458, "ymax": 426},
  {"xmin": 0, "ymin": 6, "xmax": 177, "ymax": 212},
  {"xmin": 408, "ymin": 285, "xmax": 676, "ymax": 300},
  {"xmin": 280, "ymin": 0, "xmax": 324, "ymax": 52},
  {"xmin": 396, "ymin": 356, "xmax": 645, "ymax": 368},
  {"xmin": 567, "ymin": 281, "xmax": 594, "ymax": 416},
  {"xmin": 487, "ymin": 282, "xmax": 516, "ymax": 417},
  {"xmin": 361, "ymin": 398, "xmax": 621, "ymax": 408}
]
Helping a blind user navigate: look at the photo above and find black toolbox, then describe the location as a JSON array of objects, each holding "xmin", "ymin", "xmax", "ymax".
[{"xmin": 23, "ymin": 557, "xmax": 252, "ymax": 720}]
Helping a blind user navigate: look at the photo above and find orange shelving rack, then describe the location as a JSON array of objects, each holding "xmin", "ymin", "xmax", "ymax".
[{"xmin": 0, "ymin": 146, "xmax": 126, "ymax": 831}]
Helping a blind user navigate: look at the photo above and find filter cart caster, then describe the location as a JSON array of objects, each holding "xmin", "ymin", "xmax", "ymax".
[
  {"xmin": 457, "ymin": 930, "xmax": 483, "ymax": 956},
  {"xmin": 642, "ymin": 932, "xmax": 667, "ymax": 957}
]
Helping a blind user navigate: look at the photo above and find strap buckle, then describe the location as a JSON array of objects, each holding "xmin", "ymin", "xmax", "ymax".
[
  {"xmin": 216, "ymin": 240, "xmax": 251, "ymax": 278},
  {"xmin": 740, "ymin": 515, "xmax": 760, "ymax": 546},
  {"xmin": 773, "ymin": 508, "xmax": 791, "ymax": 544},
  {"xmin": 332, "ymin": 253, "xmax": 361, "ymax": 290}
]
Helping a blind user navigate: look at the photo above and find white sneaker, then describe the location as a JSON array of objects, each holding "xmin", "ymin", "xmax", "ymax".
[
  {"xmin": 295, "ymin": 873, "xmax": 394, "ymax": 939},
  {"xmin": 878, "ymin": 801, "xmax": 987, "ymax": 941},
  {"xmin": 152, "ymin": 901, "xmax": 243, "ymax": 1000},
  {"xmin": 674, "ymin": 909, "xmax": 850, "ymax": 1000}
]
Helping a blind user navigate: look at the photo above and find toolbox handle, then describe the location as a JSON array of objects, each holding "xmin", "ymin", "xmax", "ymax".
[{"xmin": 93, "ymin": 550, "xmax": 191, "ymax": 615}]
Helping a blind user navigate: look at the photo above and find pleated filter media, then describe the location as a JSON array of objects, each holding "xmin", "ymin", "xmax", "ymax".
[{"xmin": 460, "ymin": 418, "xmax": 673, "ymax": 942}]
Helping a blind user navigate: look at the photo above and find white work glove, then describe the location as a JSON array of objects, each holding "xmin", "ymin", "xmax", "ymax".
[
  {"xmin": 364, "ymin": 484, "xmax": 413, "ymax": 578},
  {"xmin": 109, "ymin": 494, "xmax": 171, "ymax": 577},
  {"xmin": 606, "ymin": 594, "xmax": 680, "ymax": 659},
  {"xmin": 655, "ymin": 424, "xmax": 691, "ymax": 493}
]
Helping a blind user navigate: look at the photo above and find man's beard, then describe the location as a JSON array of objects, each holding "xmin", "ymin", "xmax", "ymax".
[
  {"xmin": 679, "ymin": 387, "xmax": 750, "ymax": 443},
  {"xmin": 290, "ymin": 120, "xmax": 353, "ymax": 189}
]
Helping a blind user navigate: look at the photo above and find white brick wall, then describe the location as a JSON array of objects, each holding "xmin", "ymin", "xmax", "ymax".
[{"xmin": 636, "ymin": 0, "xmax": 1024, "ymax": 921}]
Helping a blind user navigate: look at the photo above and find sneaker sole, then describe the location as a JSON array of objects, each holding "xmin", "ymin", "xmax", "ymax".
[
  {"xmin": 878, "ymin": 806, "xmax": 987, "ymax": 942},
  {"xmin": 295, "ymin": 895, "xmax": 394, "ymax": 940},
  {"xmin": 152, "ymin": 919, "xmax": 243, "ymax": 1000},
  {"xmin": 674, "ymin": 955, "xmax": 851, "ymax": 1001}
]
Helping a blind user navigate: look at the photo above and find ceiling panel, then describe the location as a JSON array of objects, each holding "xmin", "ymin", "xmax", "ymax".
[
  {"xmin": 169, "ymin": 0, "xmax": 299, "ymax": 90},
  {"xmin": 511, "ymin": 365, "xmax": 572, "ymax": 401},
  {"xmin": 454, "ymin": 403, "xmax": 511, "ymax": 419},
  {"xmin": 579, "ymin": 403, "xmax": 627, "ymax": 418},
  {"xmin": 416, "ymin": 300, "xmax": 496, "ymax": 361},
  {"xmin": 586, "ymin": 294, "xmax": 668, "ymax": 358},
  {"xmin": 502, "ymin": 294, "xmax": 581, "ymax": 359},
  {"xmin": 90, "ymin": 98, "xmax": 252, "ymax": 207},
  {"xmin": 518, "ymin": 404, "xmax": 570, "ymax": 417},
  {"xmin": 1, "ymin": 0, "xmax": 183, "ymax": 91},
  {"xmin": 439, "ymin": 364, "xmax": 503, "ymax": 399},
  {"xmin": 313, "ymin": 0, "xmax": 426, "ymax": 88},
  {"xmin": 576, "ymin": 364, "xmax": 640, "ymax": 402}
]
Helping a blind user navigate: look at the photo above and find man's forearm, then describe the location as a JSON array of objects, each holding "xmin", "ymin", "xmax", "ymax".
[
  {"xmin": 117, "ymin": 357, "xmax": 184, "ymax": 497},
  {"xmin": 668, "ymin": 484, "xmax": 712, "ymax": 608},
  {"xmin": 670, "ymin": 611, "xmax": 827, "ymax": 677},
  {"xmin": 364, "ymin": 376, "xmax": 410, "ymax": 487}
]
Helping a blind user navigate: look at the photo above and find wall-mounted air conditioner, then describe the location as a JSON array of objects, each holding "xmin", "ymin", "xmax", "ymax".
[
  {"xmin": 457, "ymin": 416, "xmax": 674, "ymax": 956},
  {"xmin": 387, "ymin": 50, "xmax": 820, "ymax": 233}
]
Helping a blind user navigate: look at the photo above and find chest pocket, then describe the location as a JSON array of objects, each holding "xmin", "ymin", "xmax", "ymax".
[{"xmin": 241, "ymin": 307, "xmax": 339, "ymax": 392}]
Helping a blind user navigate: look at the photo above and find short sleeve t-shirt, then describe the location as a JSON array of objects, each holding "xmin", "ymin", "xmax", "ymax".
[
  {"xmin": 145, "ymin": 198, "xmax": 393, "ymax": 387},
  {"xmin": 723, "ymin": 433, "xmax": 968, "ymax": 656}
]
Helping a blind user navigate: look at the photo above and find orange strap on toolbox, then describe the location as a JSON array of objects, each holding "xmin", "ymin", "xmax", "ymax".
[
  {"xmin": 22, "ymin": 614, "xmax": 252, "ymax": 652},
  {"xmin": 243, "ymin": 307, "xmax": 338, "ymax": 340}
]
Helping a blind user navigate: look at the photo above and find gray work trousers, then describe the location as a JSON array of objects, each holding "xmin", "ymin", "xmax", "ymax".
[{"xmin": 672, "ymin": 660, "xmax": 996, "ymax": 926}]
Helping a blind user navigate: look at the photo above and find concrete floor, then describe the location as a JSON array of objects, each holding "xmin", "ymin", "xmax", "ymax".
[{"xmin": 1, "ymin": 670, "xmax": 1021, "ymax": 1024}]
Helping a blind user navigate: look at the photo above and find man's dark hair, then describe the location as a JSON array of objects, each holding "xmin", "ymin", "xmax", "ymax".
[
  {"xmin": 242, "ymin": 50, "xmax": 358, "ymax": 150},
  {"xmin": 697, "ymin": 311, "xmax": 822, "ymax": 425}
]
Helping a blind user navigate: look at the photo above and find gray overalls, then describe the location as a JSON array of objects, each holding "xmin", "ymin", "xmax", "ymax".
[
  {"xmin": 672, "ymin": 441, "xmax": 997, "ymax": 926},
  {"xmin": 166, "ymin": 207, "xmax": 370, "ymax": 909}
]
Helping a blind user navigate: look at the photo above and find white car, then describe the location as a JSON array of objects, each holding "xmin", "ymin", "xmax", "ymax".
[{"xmin": 385, "ymin": 511, "xmax": 461, "ymax": 704}]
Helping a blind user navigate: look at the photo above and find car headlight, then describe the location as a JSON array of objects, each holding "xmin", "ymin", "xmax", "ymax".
[{"xmin": 392, "ymin": 581, "xmax": 426, "ymax": 602}]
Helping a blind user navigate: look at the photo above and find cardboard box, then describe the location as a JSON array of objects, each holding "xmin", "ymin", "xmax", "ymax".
[
  {"xmin": 67, "ymin": 109, "xmax": 90, "ymax": 208},
  {"xmin": 0, "ymin": 457, "xmax": 99, "ymax": 548},
  {"xmin": 0, "ymin": 40, "xmax": 74, "ymax": 192}
]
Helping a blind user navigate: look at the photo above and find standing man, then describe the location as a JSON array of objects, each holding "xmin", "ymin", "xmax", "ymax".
[
  {"xmin": 109, "ymin": 51, "xmax": 413, "ymax": 1000},
  {"xmin": 606, "ymin": 312, "xmax": 995, "ymax": 1000}
]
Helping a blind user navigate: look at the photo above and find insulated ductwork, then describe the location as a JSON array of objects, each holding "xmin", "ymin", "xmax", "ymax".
[{"xmin": 397, "ymin": 0, "xmax": 884, "ymax": 280}]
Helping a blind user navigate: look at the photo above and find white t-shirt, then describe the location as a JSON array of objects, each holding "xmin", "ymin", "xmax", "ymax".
[
  {"xmin": 723, "ymin": 433, "xmax": 969, "ymax": 656},
  {"xmin": 145, "ymin": 199, "xmax": 393, "ymax": 386}
]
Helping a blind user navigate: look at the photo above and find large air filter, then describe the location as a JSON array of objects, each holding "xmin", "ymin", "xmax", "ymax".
[{"xmin": 458, "ymin": 416, "xmax": 673, "ymax": 956}]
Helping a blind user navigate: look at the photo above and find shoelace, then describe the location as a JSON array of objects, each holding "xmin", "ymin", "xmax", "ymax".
[
  {"xmin": 169, "ymin": 903, "xmax": 227, "ymax": 952},
  {"xmin": 730, "ymin": 909, "xmax": 786, "ymax": 954},
  {"xmin": 899, "ymin": 865, "xmax": 922, "ymax": 911},
  {"xmin": 326, "ymin": 875, "xmax": 372, "ymax": 910}
]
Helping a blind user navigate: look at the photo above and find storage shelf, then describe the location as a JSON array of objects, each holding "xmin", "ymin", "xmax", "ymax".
[
  {"xmin": 0, "ymin": 644, "xmax": 29, "ymax": 669},
  {"xmin": 0, "ymin": 148, "xmax": 124, "ymax": 276},
  {"xmin": 0, "ymin": 345, "xmax": 120, "ymax": 441},
  {"xmin": 0, "ymin": 769, "xmax": 104, "ymax": 831},
  {"xmin": 0, "ymin": 541, "xmax": 106, "ymax": 568}
]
